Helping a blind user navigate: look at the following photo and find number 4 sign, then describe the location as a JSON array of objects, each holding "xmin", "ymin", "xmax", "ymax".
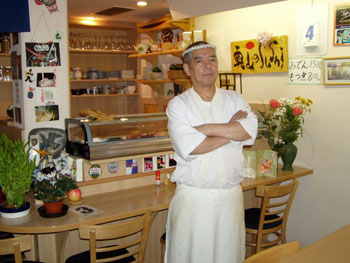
[{"xmin": 302, "ymin": 21, "xmax": 320, "ymax": 47}]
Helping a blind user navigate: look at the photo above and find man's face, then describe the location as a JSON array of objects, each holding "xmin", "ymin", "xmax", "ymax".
[{"xmin": 184, "ymin": 48, "xmax": 218, "ymax": 88}]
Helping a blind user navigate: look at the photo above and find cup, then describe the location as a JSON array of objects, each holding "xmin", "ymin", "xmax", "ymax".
[{"xmin": 127, "ymin": 85, "xmax": 136, "ymax": 94}]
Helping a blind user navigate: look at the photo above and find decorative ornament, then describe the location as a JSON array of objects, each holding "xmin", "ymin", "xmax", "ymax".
[
  {"xmin": 256, "ymin": 32, "xmax": 273, "ymax": 47},
  {"xmin": 161, "ymin": 29, "xmax": 174, "ymax": 43}
]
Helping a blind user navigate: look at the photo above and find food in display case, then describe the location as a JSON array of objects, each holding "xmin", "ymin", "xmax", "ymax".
[{"xmin": 65, "ymin": 113, "xmax": 172, "ymax": 160}]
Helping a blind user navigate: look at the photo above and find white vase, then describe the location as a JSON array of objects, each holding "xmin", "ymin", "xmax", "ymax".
[{"xmin": 0, "ymin": 202, "xmax": 31, "ymax": 218}]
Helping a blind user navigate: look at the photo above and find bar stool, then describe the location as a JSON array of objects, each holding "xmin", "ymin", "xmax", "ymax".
[
  {"xmin": 65, "ymin": 210, "xmax": 153, "ymax": 263},
  {"xmin": 245, "ymin": 179, "xmax": 299, "ymax": 254}
]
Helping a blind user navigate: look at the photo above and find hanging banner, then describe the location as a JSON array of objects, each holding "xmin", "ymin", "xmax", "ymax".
[
  {"xmin": 288, "ymin": 58, "xmax": 322, "ymax": 85},
  {"xmin": 231, "ymin": 35, "xmax": 288, "ymax": 74}
]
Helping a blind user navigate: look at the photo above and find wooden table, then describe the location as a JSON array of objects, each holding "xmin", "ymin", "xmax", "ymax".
[
  {"xmin": 277, "ymin": 225, "xmax": 350, "ymax": 263},
  {"xmin": 0, "ymin": 166, "xmax": 313, "ymax": 263}
]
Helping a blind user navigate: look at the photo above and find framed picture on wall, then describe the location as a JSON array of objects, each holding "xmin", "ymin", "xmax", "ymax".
[
  {"xmin": 323, "ymin": 57, "xmax": 350, "ymax": 85},
  {"xmin": 334, "ymin": 4, "xmax": 350, "ymax": 46}
]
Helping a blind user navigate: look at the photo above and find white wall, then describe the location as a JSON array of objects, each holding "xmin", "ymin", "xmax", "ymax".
[{"xmin": 195, "ymin": 0, "xmax": 350, "ymax": 246}]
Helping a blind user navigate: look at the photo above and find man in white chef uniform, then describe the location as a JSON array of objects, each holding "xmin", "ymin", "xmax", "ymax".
[{"xmin": 165, "ymin": 41, "xmax": 258, "ymax": 263}]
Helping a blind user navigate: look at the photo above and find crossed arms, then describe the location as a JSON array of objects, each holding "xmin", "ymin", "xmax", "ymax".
[{"xmin": 190, "ymin": 110, "xmax": 251, "ymax": 155}]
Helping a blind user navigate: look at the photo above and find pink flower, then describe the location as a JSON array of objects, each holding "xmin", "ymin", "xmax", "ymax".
[
  {"xmin": 270, "ymin": 99, "xmax": 280, "ymax": 109},
  {"xmin": 293, "ymin": 106, "xmax": 303, "ymax": 116}
]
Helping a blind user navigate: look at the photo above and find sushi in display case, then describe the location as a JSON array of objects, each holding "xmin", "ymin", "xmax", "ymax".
[{"xmin": 65, "ymin": 113, "xmax": 172, "ymax": 160}]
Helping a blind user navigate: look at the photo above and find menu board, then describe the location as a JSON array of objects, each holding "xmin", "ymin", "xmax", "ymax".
[{"xmin": 288, "ymin": 58, "xmax": 322, "ymax": 85}]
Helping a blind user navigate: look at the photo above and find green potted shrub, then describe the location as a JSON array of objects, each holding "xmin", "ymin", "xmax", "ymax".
[{"xmin": 0, "ymin": 134, "xmax": 36, "ymax": 218}]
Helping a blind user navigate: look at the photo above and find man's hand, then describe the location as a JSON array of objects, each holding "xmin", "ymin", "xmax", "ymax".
[{"xmin": 230, "ymin": 110, "xmax": 248, "ymax": 122}]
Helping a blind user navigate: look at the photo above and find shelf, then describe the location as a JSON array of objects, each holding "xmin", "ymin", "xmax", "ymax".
[
  {"xmin": 128, "ymin": 49, "xmax": 184, "ymax": 59},
  {"xmin": 0, "ymin": 53, "xmax": 10, "ymax": 57},
  {"xmin": 70, "ymin": 93, "xmax": 139, "ymax": 98},
  {"xmin": 70, "ymin": 78, "xmax": 136, "ymax": 83},
  {"xmin": 129, "ymin": 49, "xmax": 184, "ymax": 65},
  {"xmin": 0, "ymin": 81, "xmax": 12, "ymax": 84},
  {"xmin": 69, "ymin": 49, "xmax": 137, "ymax": 55},
  {"xmin": 137, "ymin": 79, "xmax": 190, "ymax": 84}
]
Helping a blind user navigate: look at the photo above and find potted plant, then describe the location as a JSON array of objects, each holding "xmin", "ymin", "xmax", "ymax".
[
  {"xmin": 33, "ymin": 162, "xmax": 77, "ymax": 214},
  {"xmin": 263, "ymin": 96, "xmax": 313, "ymax": 171},
  {"xmin": 0, "ymin": 134, "xmax": 36, "ymax": 218}
]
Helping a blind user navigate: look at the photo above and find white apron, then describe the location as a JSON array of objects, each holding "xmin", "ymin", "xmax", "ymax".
[
  {"xmin": 164, "ymin": 184, "xmax": 245, "ymax": 263},
  {"xmin": 165, "ymin": 89, "xmax": 246, "ymax": 263}
]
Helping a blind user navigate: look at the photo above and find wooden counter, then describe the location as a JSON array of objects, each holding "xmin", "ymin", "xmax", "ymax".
[
  {"xmin": 0, "ymin": 166, "xmax": 313, "ymax": 263},
  {"xmin": 0, "ymin": 166, "xmax": 312, "ymax": 234}
]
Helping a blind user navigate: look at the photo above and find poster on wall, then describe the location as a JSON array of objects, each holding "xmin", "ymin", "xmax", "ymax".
[
  {"xmin": 334, "ymin": 4, "xmax": 350, "ymax": 46},
  {"xmin": 231, "ymin": 35, "xmax": 288, "ymax": 74},
  {"xmin": 25, "ymin": 42, "xmax": 61, "ymax": 67},
  {"xmin": 288, "ymin": 58, "xmax": 322, "ymax": 85}
]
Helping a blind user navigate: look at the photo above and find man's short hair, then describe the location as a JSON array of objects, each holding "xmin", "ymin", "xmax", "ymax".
[{"xmin": 183, "ymin": 41, "xmax": 216, "ymax": 64}]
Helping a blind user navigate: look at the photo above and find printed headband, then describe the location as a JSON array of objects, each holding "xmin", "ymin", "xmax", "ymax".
[{"xmin": 182, "ymin": 43, "xmax": 216, "ymax": 57}]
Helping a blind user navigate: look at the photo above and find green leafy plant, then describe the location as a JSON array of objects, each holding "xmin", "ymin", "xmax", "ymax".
[
  {"xmin": 33, "ymin": 167, "xmax": 77, "ymax": 203},
  {"xmin": 263, "ymin": 96, "xmax": 313, "ymax": 152},
  {"xmin": 0, "ymin": 134, "xmax": 36, "ymax": 208}
]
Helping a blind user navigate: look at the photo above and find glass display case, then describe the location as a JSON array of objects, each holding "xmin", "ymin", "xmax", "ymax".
[{"xmin": 65, "ymin": 113, "xmax": 171, "ymax": 160}]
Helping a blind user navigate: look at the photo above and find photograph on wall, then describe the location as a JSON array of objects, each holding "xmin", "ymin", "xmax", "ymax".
[
  {"xmin": 334, "ymin": 4, "xmax": 350, "ymax": 46},
  {"xmin": 126, "ymin": 159, "xmax": 138, "ymax": 175},
  {"xmin": 288, "ymin": 58, "xmax": 322, "ymax": 85},
  {"xmin": 37, "ymin": 72, "xmax": 56, "ymax": 87},
  {"xmin": 231, "ymin": 35, "xmax": 288, "ymax": 74},
  {"xmin": 323, "ymin": 57, "xmax": 350, "ymax": 85},
  {"xmin": 35, "ymin": 104, "xmax": 59, "ymax": 122},
  {"xmin": 25, "ymin": 42, "xmax": 61, "ymax": 67}
]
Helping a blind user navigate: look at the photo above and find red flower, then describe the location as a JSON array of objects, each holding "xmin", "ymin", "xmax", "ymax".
[
  {"xmin": 293, "ymin": 106, "xmax": 303, "ymax": 116},
  {"xmin": 270, "ymin": 99, "xmax": 280, "ymax": 109}
]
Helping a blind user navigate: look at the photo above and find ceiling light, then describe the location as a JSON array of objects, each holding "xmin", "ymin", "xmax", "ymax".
[
  {"xmin": 81, "ymin": 19, "xmax": 97, "ymax": 25},
  {"xmin": 87, "ymin": 17, "xmax": 96, "ymax": 20},
  {"xmin": 137, "ymin": 1, "xmax": 148, "ymax": 7}
]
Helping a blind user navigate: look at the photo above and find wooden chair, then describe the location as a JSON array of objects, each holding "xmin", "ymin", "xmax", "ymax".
[
  {"xmin": 244, "ymin": 240, "xmax": 301, "ymax": 263},
  {"xmin": 245, "ymin": 179, "xmax": 299, "ymax": 254},
  {"xmin": 65, "ymin": 210, "xmax": 153, "ymax": 263},
  {"xmin": 0, "ymin": 235, "xmax": 32, "ymax": 263}
]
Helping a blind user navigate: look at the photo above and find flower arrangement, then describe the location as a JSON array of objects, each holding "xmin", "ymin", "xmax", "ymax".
[
  {"xmin": 263, "ymin": 96, "xmax": 313, "ymax": 153},
  {"xmin": 33, "ymin": 166, "xmax": 77, "ymax": 203}
]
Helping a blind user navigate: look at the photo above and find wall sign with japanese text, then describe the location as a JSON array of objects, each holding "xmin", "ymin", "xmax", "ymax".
[
  {"xmin": 231, "ymin": 35, "xmax": 288, "ymax": 74},
  {"xmin": 288, "ymin": 58, "xmax": 322, "ymax": 85}
]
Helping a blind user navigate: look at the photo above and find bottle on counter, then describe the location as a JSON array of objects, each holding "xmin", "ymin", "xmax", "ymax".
[{"xmin": 155, "ymin": 171, "xmax": 161, "ymax": 186}]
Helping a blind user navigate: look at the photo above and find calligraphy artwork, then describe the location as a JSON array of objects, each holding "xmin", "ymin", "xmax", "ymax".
[
  {"xmin": 288, "ymin": 58, "xmax": 322, "ymax": 85},
  {"xmin": 231, "ymin": 35, "xmax": 288, "ymax": 74},
  {"xmin": 25, "ymin": 42, "xmax": 61, "ymax": 67},
  {"xmin": 334, "ymin": 4, "xmax": 350, "ymax": 46}
]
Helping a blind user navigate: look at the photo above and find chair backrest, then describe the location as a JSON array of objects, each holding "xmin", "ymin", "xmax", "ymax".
[
  {"xmin": 256, "ymin": 179, "xmax": 299, "ymax": 248},
  {"xmin": 244, "ymin": 240, "xmax": 301, "ymax": 263},
  {"xmin": 79, "ymin": 210, "xmax": 153, "ymax": 263},
  {"xmin": 0, "ymin": 235, "xmax": 32, "ymax": 263}
]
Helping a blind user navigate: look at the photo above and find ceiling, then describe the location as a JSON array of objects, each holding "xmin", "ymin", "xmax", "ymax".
[
  {"xmin": 67, "ymin": 0, "xmax": 286, "ymax": 26},
  {"xmin": 67, "ymin": 0, "xmax": 170, "ymax": 24}
]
